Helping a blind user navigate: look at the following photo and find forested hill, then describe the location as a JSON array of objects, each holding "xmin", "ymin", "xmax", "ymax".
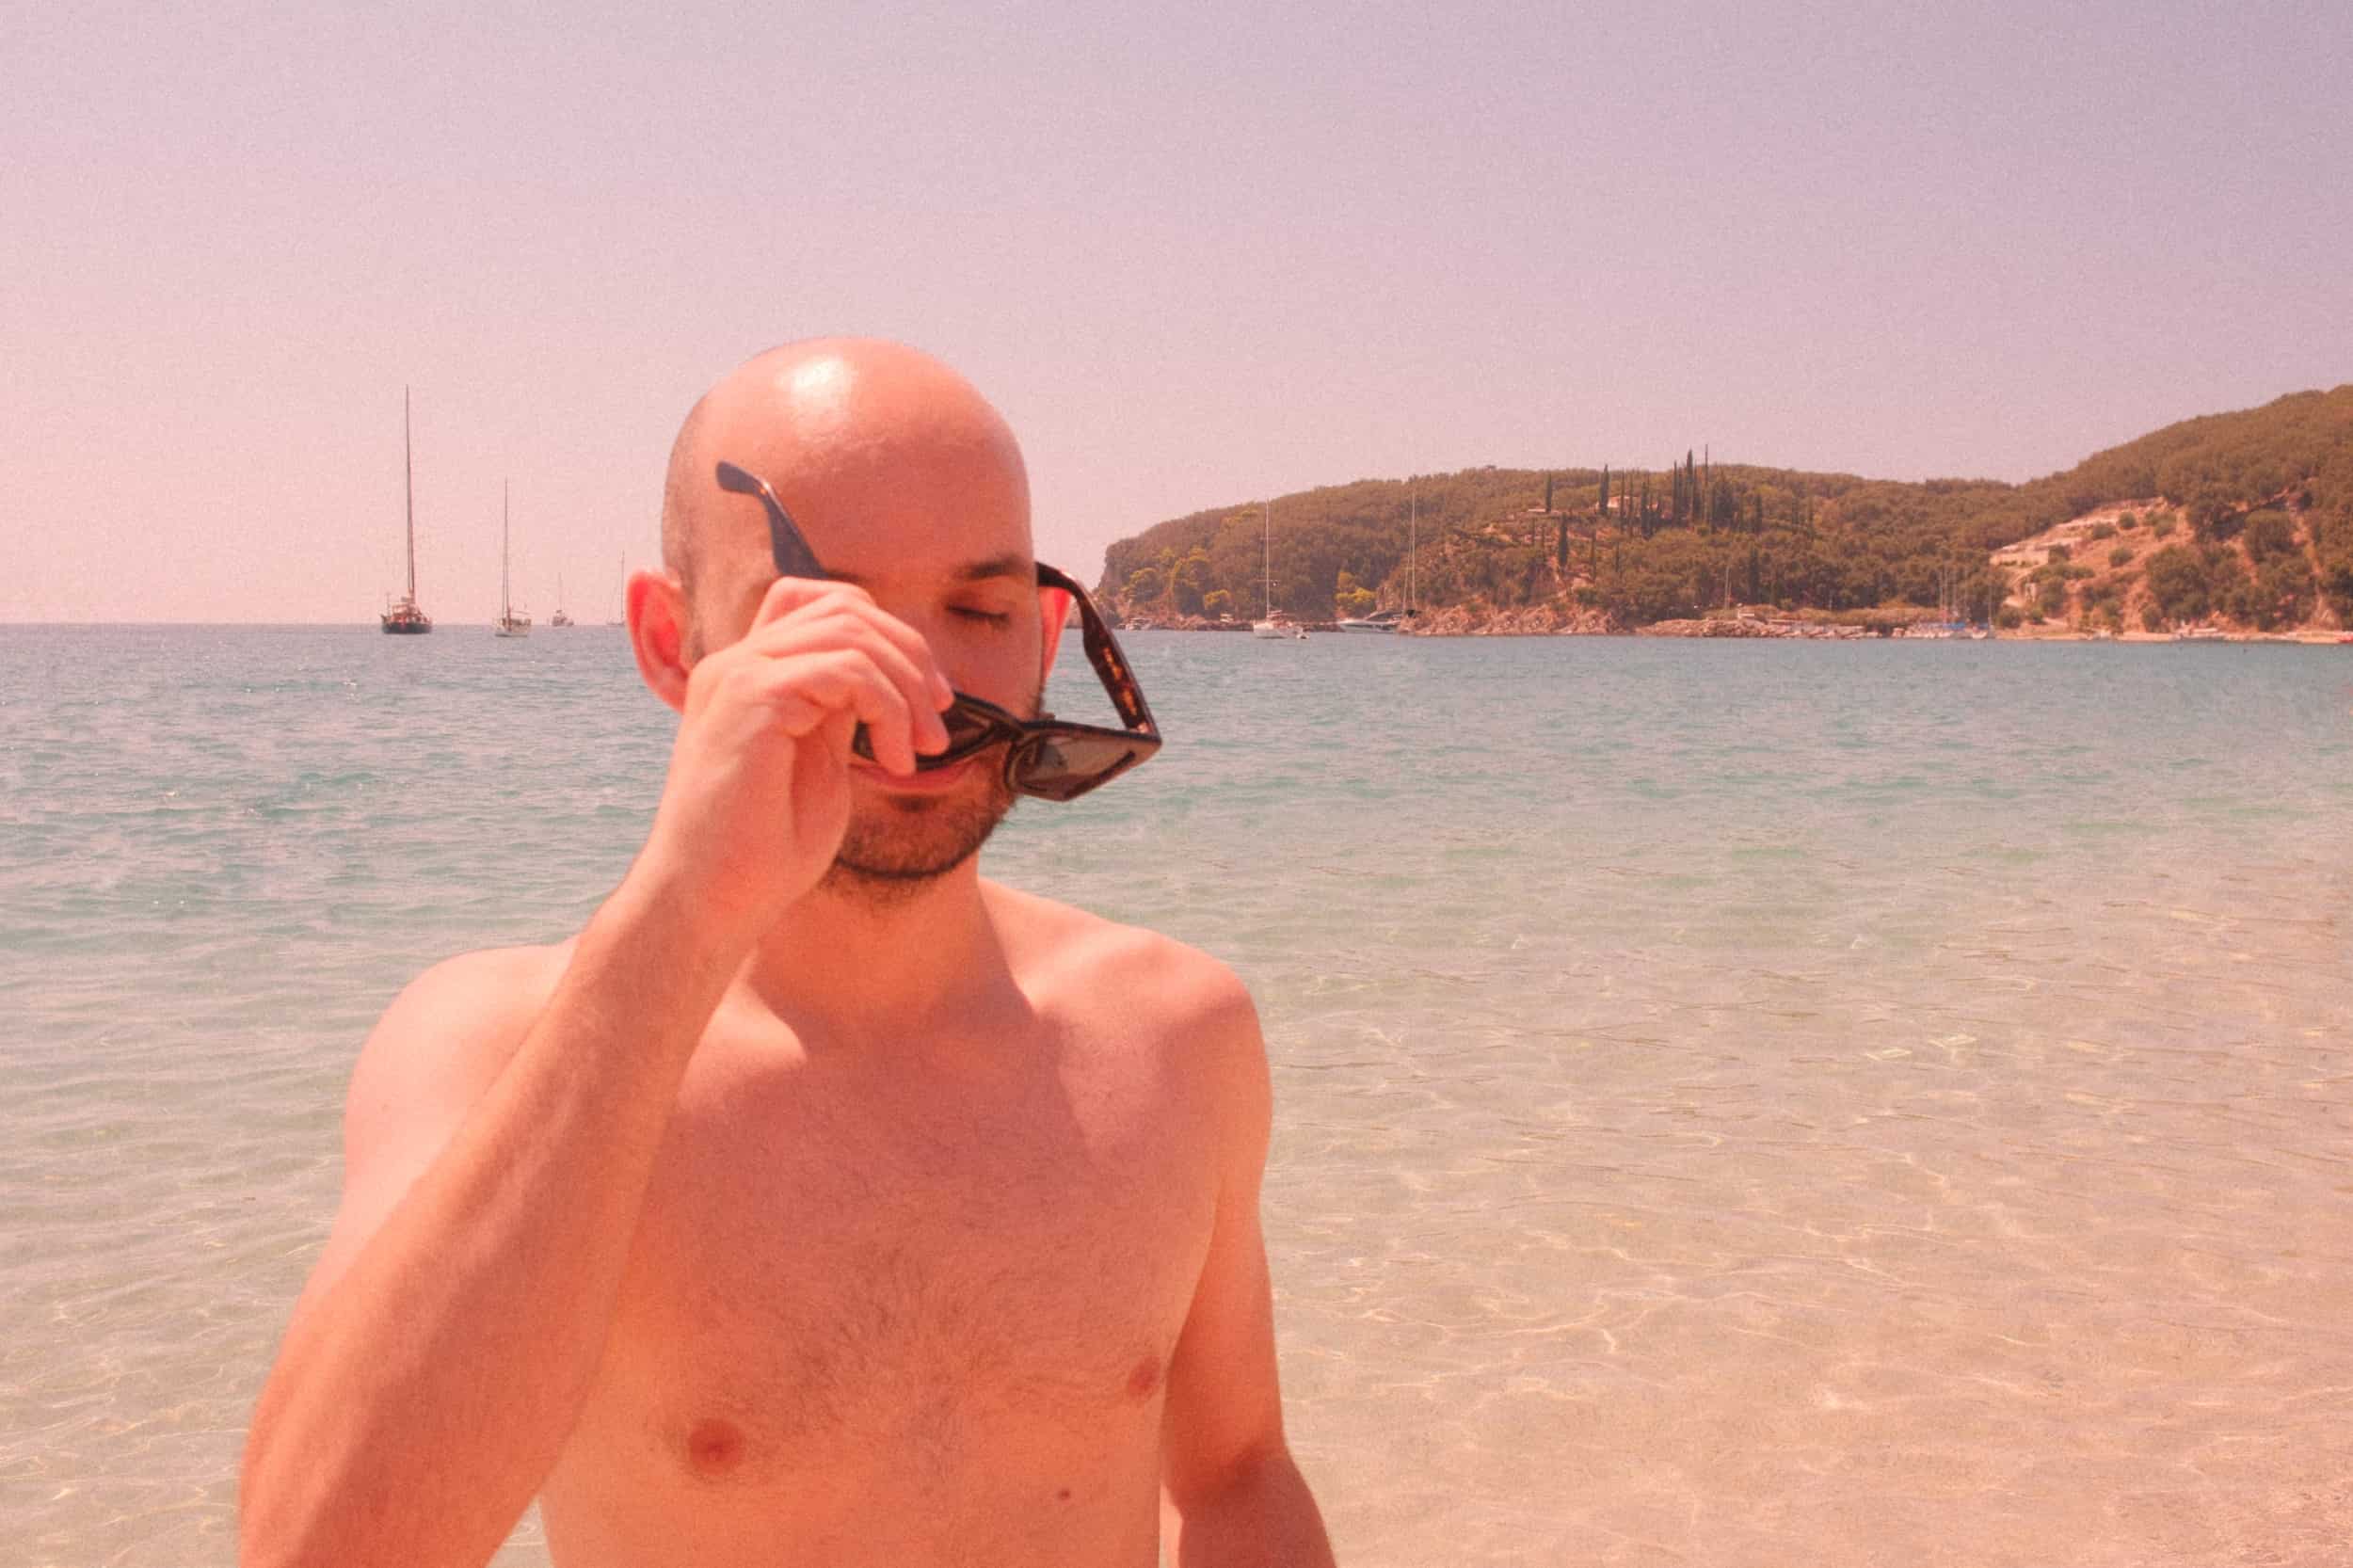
[{"xmin": 1098, "ymin": 385, "xmax": 2353, "ymax": 632}]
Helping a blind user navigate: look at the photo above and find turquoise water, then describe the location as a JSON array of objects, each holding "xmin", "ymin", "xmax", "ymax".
[{"xmin": 5, "ymin": 626, "xmax": 2351, "ymax": 1566}]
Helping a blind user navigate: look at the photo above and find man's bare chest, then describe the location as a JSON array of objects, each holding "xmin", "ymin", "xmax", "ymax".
[{"xmin": 584, "ymin": 1035, "xmax": 1219, "ymax": 1483}]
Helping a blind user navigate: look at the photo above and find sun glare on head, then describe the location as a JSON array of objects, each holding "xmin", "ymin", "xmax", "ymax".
[{"xmin": 780, "ymin": 357, "xmax": 855, "ymax": 424}]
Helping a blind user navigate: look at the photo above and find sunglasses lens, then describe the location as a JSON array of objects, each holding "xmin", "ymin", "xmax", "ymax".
[{"xmin": 1009, "ymin": 731, "xmax": 1157, "ymax": 801}]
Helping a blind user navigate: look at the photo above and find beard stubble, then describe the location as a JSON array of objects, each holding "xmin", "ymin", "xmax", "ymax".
[{"xmin": 821, "ymin": 760, "xmax": 1018, "ymax": 903}]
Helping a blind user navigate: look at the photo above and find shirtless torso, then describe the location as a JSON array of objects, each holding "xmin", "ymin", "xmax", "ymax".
[
  {"xmin": 583, "ymin": 886, "xmax": 1257, "ymax": 1563},
  {"xmin": 239, "ymin": 341, "xmax": 1332, "ymax": 1568},
  {"xmin": 431, "ymin": 891, "xmax": 1238, "ymax": 1566}
]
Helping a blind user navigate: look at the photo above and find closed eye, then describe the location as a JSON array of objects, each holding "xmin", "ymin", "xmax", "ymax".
[{"xmin": 951, "ymin": 606, "xmax": 1014, "ymax": 627}]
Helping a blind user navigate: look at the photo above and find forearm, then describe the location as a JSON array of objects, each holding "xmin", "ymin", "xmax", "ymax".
[
  {"xmin": 1170, "ymin": 1448, "xmax": 1337, "ymax": 1568},
  {"xmin": 241, "ymin": 877, "xmax": 741, "ymax": 1568}
]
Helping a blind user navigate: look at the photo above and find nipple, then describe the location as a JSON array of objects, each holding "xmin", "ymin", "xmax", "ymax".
[{"xmin": 685, "ymin": 1417, "xmax": 748, "ymax": 1479}]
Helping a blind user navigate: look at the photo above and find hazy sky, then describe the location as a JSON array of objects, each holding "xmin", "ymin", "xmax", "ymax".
[{"xmin": 5, "ymin": 1, "xmax": 2346, "ymax": 622}]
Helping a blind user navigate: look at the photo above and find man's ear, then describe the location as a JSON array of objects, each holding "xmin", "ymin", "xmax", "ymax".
[
  {"xmin": 629, "ymin": 570, "xmax": 694, "ymax": 713},
  {"xmin": 1037, "ymin": 583, "xmax": 1071, "ymax": 676}
]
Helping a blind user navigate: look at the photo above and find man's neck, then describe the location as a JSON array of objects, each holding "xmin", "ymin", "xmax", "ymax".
[{"xmin": 742, "ymin": 859, "xmax": 1006, "ymax": 1038}]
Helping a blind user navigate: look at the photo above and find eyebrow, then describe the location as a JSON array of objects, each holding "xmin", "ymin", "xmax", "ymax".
[
  {"xmin": 824, "ymin": 553, "xmax": 1032, "ymax": 587},
  {"xmin": 952, "ymin": 553, "xmax": 1032, "ymax": 584}
]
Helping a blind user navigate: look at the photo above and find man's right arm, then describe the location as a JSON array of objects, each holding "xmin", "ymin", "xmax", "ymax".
[
  {"xmin": 237, "ymin": 876, "xmax": 736, "ymax": 1568},
  {"xmin": 239, "ymin": 574, "xmax": 952, "ymax": 1568}
]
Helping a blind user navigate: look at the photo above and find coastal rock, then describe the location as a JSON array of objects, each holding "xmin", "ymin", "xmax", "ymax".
[
  {"xmin": 1641, "ymin": 616, "xmax": 1777, "ymax": 637},
  {"xmin": 1638, "ymin": 616, "xmax": 1866, "ymax": 638},
  {"xmin": 1113, "ymin": 600, "xmax": 1880, "ymax": 638},
  {"xmin": 1115, "ymin": 610, "xmax": 1240, "ymax": 632},
  {"xmin": 1401, "ymin": 601, "xmax": 1618, "ymax": 636}
]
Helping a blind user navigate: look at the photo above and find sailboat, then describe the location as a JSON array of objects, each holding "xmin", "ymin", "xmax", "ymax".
[
  {"xmin": 1252, "ymin": 502, "xmax": 1291, "ymax": 639},
  {"xmin": 550, "ymin": 571, "xmax": 573, "ymax": 628},
  {"xmin": 494, "ymin": 483, "xmax": 532, "ymax": 637},
  {"xmin": 378, "ymin": 387, "xmax": 433, "ymax": 633}
]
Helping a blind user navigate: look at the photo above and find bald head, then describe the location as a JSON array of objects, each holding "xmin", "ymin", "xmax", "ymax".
[{"xmin": 660, "ymin": 339, "xmax": 1031, "ymax": 612}]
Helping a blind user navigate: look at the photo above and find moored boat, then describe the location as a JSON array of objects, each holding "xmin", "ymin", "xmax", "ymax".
[
  {"xmin": 494, "ymin": 483, "xmax": 532, "ymax": 638},
  {"xmin": 379, "ymin": 387, "xmax": 433, "ymax": 634},
  {"xmin": 1251, "ymin": 501, "xmax": 1294, "ymax": 640}
]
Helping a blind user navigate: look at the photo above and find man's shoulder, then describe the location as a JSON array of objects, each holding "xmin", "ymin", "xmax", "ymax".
[
  {"xmin": 349, "ymin": 941, "xmax": 571, "ymax": 1107},
  {"xmin": 381, "ymin": 940, "xmax": 571, "ymax": 1035},
  {"xmin": 985, "ymin": 883, "xmax": 1257, "ymax": 1043}
]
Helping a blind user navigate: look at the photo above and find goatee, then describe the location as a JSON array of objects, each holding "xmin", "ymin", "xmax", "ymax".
[{"xmin": 822, "ymin": 756, "xmax": 1019, "ymax": 904}]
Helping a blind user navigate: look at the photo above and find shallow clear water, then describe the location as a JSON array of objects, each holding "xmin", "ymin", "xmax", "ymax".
[{"xmin": 4, "ymin": 626, "xmax": 2350, "ymax": 1566}]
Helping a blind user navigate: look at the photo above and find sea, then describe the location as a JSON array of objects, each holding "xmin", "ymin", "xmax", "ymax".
[{"xmin": 4, "ymin": 624, "xmax": 2350, "ymax": 1567}]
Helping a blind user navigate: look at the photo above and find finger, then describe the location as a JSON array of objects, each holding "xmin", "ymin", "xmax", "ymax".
[
  {"xmin": 788, "ymin": 709, "xmax": 861, "ymax": 822},
  {"xmin": 750, "ymin": 573, "xmax": 871, "ymax": 629},
  {"xmin": 804, "ymin": 596, "xmax": 955, "ymax": 714},
  {"xmin": 750, "ymin": 580, "xmax": 954, "ymax": 712},
  {"xmin": 746, "ymin": 612, "xmax": 945, "ymax": 754},
  {"xmin": 744, "ymin": 603, "xmax": 952, "ymax": 751},
  {"xmin": 753, "ymin": 650, "xmax": 922, "ymax": 775}
]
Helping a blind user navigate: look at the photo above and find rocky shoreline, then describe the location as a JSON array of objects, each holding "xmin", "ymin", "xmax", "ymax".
[
  {"xmin": 1115, "ymin": 606, "xmax": 1870, "ymax": 637},
  {"xmin": 1112, "ymin": 605, "xmax": 2350, "ymax": 642},
  {"xmin": 1634, "ymin": 616, "xmax": 1866, "ymax": 639},
  {"xmin": 1399, "ymin": 602, "xmax": 1618, "ymax": 636}
]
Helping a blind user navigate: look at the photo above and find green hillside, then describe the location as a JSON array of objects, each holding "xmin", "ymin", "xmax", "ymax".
[{"xmin": 1099, "ymin": 386, "xmax": 2353, "ymax": 632}]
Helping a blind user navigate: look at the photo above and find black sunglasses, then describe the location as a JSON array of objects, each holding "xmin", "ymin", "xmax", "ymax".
[{"xmin": 713, "ymin": 460, "xmax": 1161, "ymax": 802}]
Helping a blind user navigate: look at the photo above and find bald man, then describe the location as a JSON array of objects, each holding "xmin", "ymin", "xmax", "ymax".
[{"xmin": 240, "ymin": 341, "xmax": 1335, "ymax": 1568}]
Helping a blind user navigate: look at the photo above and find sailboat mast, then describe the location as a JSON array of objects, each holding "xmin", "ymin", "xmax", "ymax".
[
  {"xmin": 403, "ymin": 387, "xmax": 417, "ymax": 600},
  {"xmin": 502, "ymin": 481, "xmax": 511, "ymax": 620},
  {"xmin": 1409, "ymin": 486, "xmax": 1417, "ymax": 612},
  {"xmin": 1263, "ymin": 501, "xmax": 1273, "ymax": 616}
]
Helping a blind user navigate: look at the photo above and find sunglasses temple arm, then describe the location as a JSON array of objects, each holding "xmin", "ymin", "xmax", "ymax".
[
  {"xmin": 715, "ymin": 460, "xmax": 828, "ymax": 580},
  {"xmin": 761, "ymin": 496, "xmax": 826, "ymax": 580},
  {"xmin": 1088, "ymin": 625, "xmax": 1156, "ymax": 734},
  {"xmin": 1041, "ymin": 565, "xmax": 1157, "ymax": 735}
]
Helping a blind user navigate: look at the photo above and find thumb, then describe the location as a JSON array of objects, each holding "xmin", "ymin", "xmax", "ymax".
[{"xmin": 818, "ymin": 709, "xmax": 858, "ymax": 760}]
